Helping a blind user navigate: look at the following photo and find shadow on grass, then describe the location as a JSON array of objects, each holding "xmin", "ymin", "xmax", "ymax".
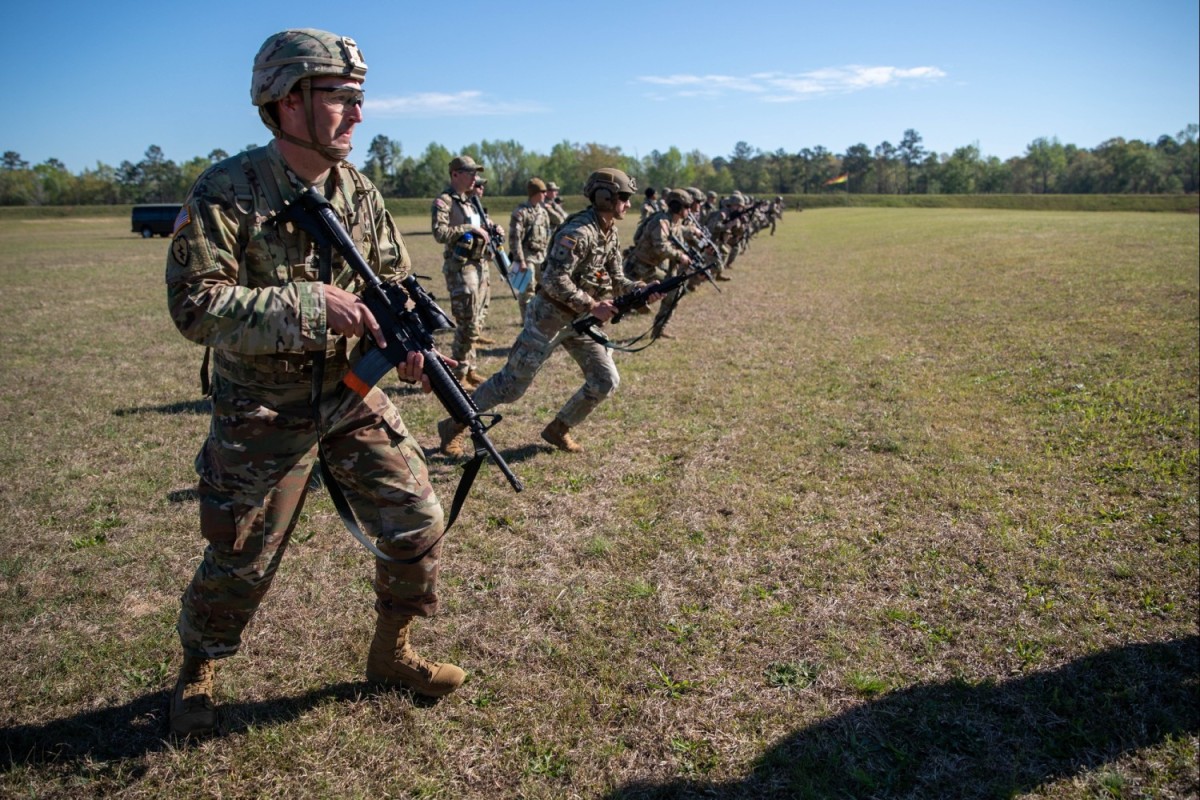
[
  {"xmin": 606, "ymin": 636, "xmax": 1199, "ymax": 799},
  {"xmin": 113, "ymin": 398, "xmax": 211, "ymax": 416},
  {"xmin": 0, "ymin": 680, "xmax": 440, "ymax": 776}
]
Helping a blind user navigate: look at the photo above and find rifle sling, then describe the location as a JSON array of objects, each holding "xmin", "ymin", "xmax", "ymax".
[{"xmin": 318, "ymin": 439, "xmax": 482, "ymax": 564}]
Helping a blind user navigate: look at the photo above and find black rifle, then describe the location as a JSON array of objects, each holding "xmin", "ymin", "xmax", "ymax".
[
  {"xmin": 468, "ymin": 195, "xmax": 519, "ymax": 300},
  {"xmin": 570, "ymin": 242, "xmax": 721, "ymax": 342},
  {"xmin": 725, "ymin": 200, "xmax": 769, "ymax": 224},
  {"xmin": 278, "ymin": 187, "xmax": 522, "ymax": 550}
]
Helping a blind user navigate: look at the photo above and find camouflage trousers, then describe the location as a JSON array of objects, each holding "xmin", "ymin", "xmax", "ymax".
[
  {"xmin": 478, "ymin": 260, "xmax": 491, "ymax": 331},
  {"xmin": 472, "ymin": 293, "xmax": 619, "ymax": 428},
  {"xmin": 177, "ymin": 372, "xmax": 444, "ymax": 660},
  {"xmin": 442, "ymin": 258, "xmax": 484, "ymax": 374}
]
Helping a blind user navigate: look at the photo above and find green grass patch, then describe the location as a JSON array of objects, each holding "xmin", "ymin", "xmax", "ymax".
[{"xmin": 0, "ymin": 208, "xmax": 1195, "ymax": 798}]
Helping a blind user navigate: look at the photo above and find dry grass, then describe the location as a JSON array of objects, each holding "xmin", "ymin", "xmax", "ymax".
[{"xmin": 0, "ymin": 208, "xmax": 1196, "ymax": 798}]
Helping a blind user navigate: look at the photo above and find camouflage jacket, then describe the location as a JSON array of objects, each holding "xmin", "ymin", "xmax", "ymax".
[
  {"xmin": 509, "ymin": 200, "xmax": 552, "ymax": 266},
  {"xmin": 165, "ymin": 141, "xmax": 409, "ymax": 386},
  {"xmin": 628, "ymin": 211, "xmax": 689, "ymax": 268},
  {"xmin": 540, "ymin": 207, "xmax": 636, "ymax": 315},
  {"xmin": 431, "ymin": 187, "xmax": 486, "ymax": 262},
  {"xmin": 543, "ymin": 199, "xmax": 567, "ymax": 226}
]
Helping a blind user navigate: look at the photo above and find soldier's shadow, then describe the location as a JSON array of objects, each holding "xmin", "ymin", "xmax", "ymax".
[
  {"xmin": 0, "ymin": 680, "xmax": 437, "ymax": 773},
  {"xmin": 113, "ymin": 398, "xmax": 211, "ymax": 416},
  {"xmin": 605, "ymin": 636, "xmax": 1199, "ymax": 799}
]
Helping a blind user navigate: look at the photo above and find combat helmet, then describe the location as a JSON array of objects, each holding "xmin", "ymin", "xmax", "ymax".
[
  {"xmin": 664, "ymin": 188, "xmax": 692, "ymax": 212},
  {"xmin": 584, "ymin": 168, "xmax": 637, "ymax": 212},
  {"xmin": 251, "ymin": 28, "xmax": 368, "ymax": 161}
]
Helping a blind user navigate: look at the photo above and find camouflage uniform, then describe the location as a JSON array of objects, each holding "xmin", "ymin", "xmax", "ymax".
[
  {"xmin": 431, "ymin": 186, "xmax": 487, "ymax": 377},
  {"xmin": 543, "ymin": 182, "xmax": 567, "ymax": 226},
  {"xmin": 702, "ymin": 204, "xmax": 732, "ymax": 278},
  {"xmin": 472, "ymin": 207, "xmax": 637, "ymax": 428},
  {"xmin": 509, "ymin": 197, "xmax": 552, "ymax": 318},
  {"xmin": 625, "ymin": 209, "xmax": 691, "ymax": 284},
  {"xmin": 166, "ymin": 141, "xmax": 445, "ymax": 661}
]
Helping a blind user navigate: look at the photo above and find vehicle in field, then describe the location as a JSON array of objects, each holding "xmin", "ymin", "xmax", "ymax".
[{"xmin": 131, "ymin": 203, "xmax": 182, "ymax": 238}]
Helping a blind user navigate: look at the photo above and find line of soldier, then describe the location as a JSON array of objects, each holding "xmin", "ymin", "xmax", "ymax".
[
  {"xmin": 432, "ymin": 166, "xmax": 784, "ymax": 457},
  {"xmin": 163, "ymin": 26, "xmax": 786, "ymax": 738}
]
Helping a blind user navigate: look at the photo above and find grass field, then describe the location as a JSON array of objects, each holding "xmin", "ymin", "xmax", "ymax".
[{"xmin": 0, "ymin": 207, "xmax": 1196, "ymax": 798}]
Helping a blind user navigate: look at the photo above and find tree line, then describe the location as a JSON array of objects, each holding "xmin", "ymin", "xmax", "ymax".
[{"xmin": 2, "ymin": 125, "xmax": 1196, "ymax": 206}]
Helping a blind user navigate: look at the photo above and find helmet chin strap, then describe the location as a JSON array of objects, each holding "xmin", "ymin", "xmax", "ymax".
[{"xmin": 262, "ymin": 78, "xmax": 353, "ymax": 163}]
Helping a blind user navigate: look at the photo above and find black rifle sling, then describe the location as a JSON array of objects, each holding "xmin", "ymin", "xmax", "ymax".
[
  {"xmin": 304, "ymin": 185, "xmax": 482, "ymax": 563},
  {"xmin": 318, "ymin": 431, "xmax": 482, "ymax": 565}
]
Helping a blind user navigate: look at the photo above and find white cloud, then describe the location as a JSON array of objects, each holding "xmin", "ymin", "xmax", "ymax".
[
  {"xmin": 366, "ymin": 90, "xmax": 548, "ymax": 117},
  {"xmin": 634, "ymin": 65, "xmax": 946, "ymax": 101}
]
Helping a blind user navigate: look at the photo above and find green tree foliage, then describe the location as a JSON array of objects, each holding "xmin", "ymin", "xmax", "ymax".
[{"xmin": 2, "ymin": 123, "xmax": 1197, "ymax": 205}]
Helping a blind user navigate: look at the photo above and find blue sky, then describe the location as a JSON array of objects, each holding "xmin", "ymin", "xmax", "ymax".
[{"xmin": 4, "ymin": 0, "xmax": 1196, "ymax": 173}]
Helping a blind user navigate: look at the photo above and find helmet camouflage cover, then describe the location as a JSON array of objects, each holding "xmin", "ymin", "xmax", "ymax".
[
  {"xmin": 251, "ymin": 29, "xmax": 368, "ymax": 160},
  {"xmin": 584, "ymin": 168, "xmax": 637, "ymax": 211},
  {"xmin": 665, "ymin": 188, "xmax": 692, "ymax": 208}
]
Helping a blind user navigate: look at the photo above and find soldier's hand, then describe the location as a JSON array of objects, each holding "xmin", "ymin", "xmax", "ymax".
[
  {"xmin": 471, "ymin": 226, "xmax": 490, "ymax": 244},
  {"xmin": 590, "ymin": 300, "xmax": 618, "ymax": 323},
  {"xmin": 393, "ymin": 350, "xmax": 436, "ymax": 394},
  {"xmin": 678, "ymin": 254, "xmax": 692, "ymax": 267},
  {"xmin": 326, "ymin": 285, "xmax": 385, "ymax": 348}
]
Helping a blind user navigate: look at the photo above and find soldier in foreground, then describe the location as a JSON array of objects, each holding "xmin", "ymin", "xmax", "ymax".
[
  {"xmin": 438, "ymin": 169, "xmax": 660, "ymax": 456},
  {"xmin": 165, "ymin": 28, "xmax": 465, "ymax": 738},
  {"xmin": 432, "ymin": 155, "xmax": 492, "ymax": 388}
]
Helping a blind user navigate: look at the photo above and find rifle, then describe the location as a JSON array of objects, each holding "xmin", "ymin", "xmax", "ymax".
[
  {"xmin": 567, "ymin": 240, "xmax": 721, "ymax": 350},
  {"xmin": 686, "ymin": 212, "xmax": 723, "ymax": 258},
  {"xmin": 277, "ymin": 187, "xmax": 522, "ymax": 553},
  {"xmin": 725, "ymin": 200, "xmax": 769, "ymax": 224},
  {"xmin": 468, "ymin": 194, "xmax": 519, "ymax": 300}
]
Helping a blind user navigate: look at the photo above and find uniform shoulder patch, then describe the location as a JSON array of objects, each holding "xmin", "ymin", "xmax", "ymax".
[
  {"xmin": 172, "ymin": 206, "xmax": 191, "ymax": 235},
  {"xmin": 171, "ymin": 235, "xmax": 191, "ymax": 267},
  {"xmin": 560, "ymin": 234, "xmax": 577, "ymax": 251},
  {"xmin": 434, "ymin": 197, "xmax": 447, "ymax": 209}
]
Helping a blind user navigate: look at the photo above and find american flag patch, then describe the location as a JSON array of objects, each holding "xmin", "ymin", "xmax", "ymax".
[
  {"xmin": 561, "ymin": 235, "xmax": 577, "ymax": 250},
  {"xmin": 434, "ymin": 198, "xmax": 447, "ymax": 209},
  {"xmin": 172, "ymin": 206, "xmax": 191, "ymax": 234}
]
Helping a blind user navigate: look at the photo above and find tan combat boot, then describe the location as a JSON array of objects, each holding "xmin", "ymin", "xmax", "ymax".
[
  {"xmin": 541, "ymin": 419, "xmax": 582, "ymax": 453},
  {"xmin": 170, "ymin": 654, "xmax": 217, "ymax": 737},
  {"xmin": 438, "ymin": 418, "xmax": 469, "ymax": 458},
  {"xmin": 366, "ymin": 614, "xmax": 464, "ymax": 697},
  {"xmin": 463, "ymin": 368, "xmax": 487, "ymax": 389},
  {"xmin": 474, "ymin": 334, "xmax": 496, "ymax": 345}
]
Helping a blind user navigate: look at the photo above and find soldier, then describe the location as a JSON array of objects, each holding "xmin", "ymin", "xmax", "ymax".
[
  {"xmin": 437, "ymin": 168, "xmax": 661, "ymax": 456},
  {"xmin": 625, "ymin": 188, "xmax": 694, "ymax": 284},
  {"xmin": 543, "ymin": 180, "xmax": 567, "ymax": 226},
  {"xmin": 472, "ymin": 175, "xmax": 495, "ymax": 345},
  {"xmin": 769, "ymin": 195, "xmax": 784, "ymax": 235},
  {"xmin": 640, "ymin": 186, "xmax": 658, "ymax": 220},
  {"xmin": 701, "ymin": 189, "xmax": 718, "ymax": 216},
  {"xmin": 623, "ymin": 188, "xmax": 707, "ymax": 339},
  {"xmin": 510, "ymin": 177, "xmax": 553, "ymax": 322},
  {"xmin": 703, "ymin": 194, "xmax": 743, "ymax": 281},
  {"xmin": 166, "ymin": 28, "xmax": 465, "ymax": 738},
  {"xmin": 432, "ymin": 155, "xmax": 491, "ymax": 388}
]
